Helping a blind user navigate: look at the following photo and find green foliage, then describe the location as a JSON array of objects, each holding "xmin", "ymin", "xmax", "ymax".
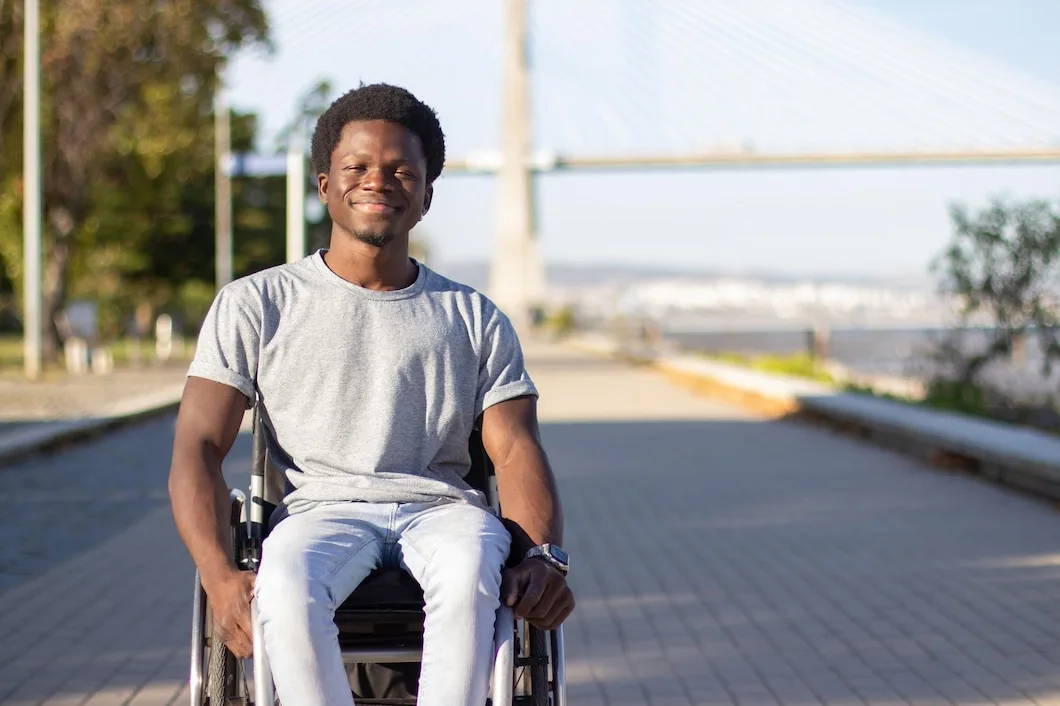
[
  {"xmin": 749, "ymin": 352, "xmax": 835, "ymax": 383},
  {"xmin": 931, "ymin": 197, "xmax": 1060, "ymax": 383},
  {"xmin": 706, "ymin": 350, "xmax": 1000, "ymax": 418},
  {"xmin": 920, "ymin": 379, "xmax": 989, "ymax": 417},
  {"xmin": 708, "ymin": 351, "xmax": 838, "ymax": 384},
  {"xmin": 0, "ymin": 0, "xmax": 270, "ymax": 353},
  {"xmin": 545, "ymin": 305, "xmax": 577, "ymax": 337},
  {"xmin": 839, "ymin": 381, "xmax": 904, "ymax": 402}
]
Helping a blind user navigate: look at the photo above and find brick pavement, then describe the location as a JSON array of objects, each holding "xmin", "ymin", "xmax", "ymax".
[{"xmin": 4, "ymin": 342, "xmax": 1060, "ymax": 704}]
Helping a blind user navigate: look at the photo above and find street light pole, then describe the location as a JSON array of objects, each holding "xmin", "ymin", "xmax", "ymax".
[
  {"xmin": 286, "ymin": 126, "xmax": 306, "ymax": 263},
  {"xmin": 23, "ymin": 0, "xmax": 42, "ymax": 379}
]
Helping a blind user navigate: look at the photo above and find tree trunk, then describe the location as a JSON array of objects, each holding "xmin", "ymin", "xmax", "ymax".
[{"xmin": 956, "ymin": 332, "xmax": 1013, "ymax": 386}]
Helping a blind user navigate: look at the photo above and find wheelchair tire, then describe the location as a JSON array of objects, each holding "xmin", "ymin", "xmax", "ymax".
[
  {"xmin": 203, "ymin": 604, "xmax": 248, "ymax": 705},
  {"xmin": 527, "ymin": 625, "xmax": 550, "ymax": 706}
]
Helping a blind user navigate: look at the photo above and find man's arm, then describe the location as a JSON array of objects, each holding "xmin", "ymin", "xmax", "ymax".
[
  {"xmin": 168, "ymin": 376, "xmax": 255, "ymax": 656},
  {"xmin": 481, "ymin": 395, "xmax": 574, "ymax": 630}
]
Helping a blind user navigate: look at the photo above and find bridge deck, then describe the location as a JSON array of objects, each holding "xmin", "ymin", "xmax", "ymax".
[{"xmin": 2, "ymin": 342, "xmax": 1060, "ymax": 705}]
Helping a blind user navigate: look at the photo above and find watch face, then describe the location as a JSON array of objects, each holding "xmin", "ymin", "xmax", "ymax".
[{"xmin": 550, "ymin": 545, "xmax": 569, "ymax": 565}]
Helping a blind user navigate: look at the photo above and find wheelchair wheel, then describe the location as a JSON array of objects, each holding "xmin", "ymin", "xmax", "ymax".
[
  {"xmin": 190, "ymin": 491, "xmax": 252, "ymax": 706},
  {"xmin": 525, "ymin": 624, "xmax": 550, "ymax": 706},
  {"xmin": 203, "ymin": 605, "xmax": 248, "ymax": 705}
]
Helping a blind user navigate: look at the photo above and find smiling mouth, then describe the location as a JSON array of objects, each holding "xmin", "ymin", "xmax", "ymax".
[{"xmin": 352, "ymin": 202, "xmax": 400, "ymax": 214}]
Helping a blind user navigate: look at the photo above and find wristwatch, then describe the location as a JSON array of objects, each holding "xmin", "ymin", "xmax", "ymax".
[{"xmin": 524, "ymin": 543, "xmax": 570, "ymax": 575}]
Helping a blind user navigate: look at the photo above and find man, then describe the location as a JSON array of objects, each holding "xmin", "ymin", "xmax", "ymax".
[{"xmin": 169, "ymin": 83, "xmax": 574, "ymax": 705}]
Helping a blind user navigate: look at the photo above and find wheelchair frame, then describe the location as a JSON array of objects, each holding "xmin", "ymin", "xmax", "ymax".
[{"xmin": 189, "ymin": 408, "xmax": 567, "ymax": 705}]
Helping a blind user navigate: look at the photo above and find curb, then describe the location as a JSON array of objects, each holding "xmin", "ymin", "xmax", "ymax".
[
  {"xmin": 0, "ymin": 383, "xmax": 185, "ymax": 467},
  {"xmin": 655, "ymin": 355, "xmax": 1060, "ymax": 503}
]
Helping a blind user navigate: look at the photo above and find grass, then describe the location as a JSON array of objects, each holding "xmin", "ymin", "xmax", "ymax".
[
  {"xmin": 701, "ymin": 350, "xmax": 993, "ymax": 417},
  {"xmin": 0, "ymin": 335, "xmax": 22, "ymax": 368},
  {"xmin": 0, "ymin": 334, "xmax": 194, "ymax": 373},
  {"xmin": 709, "ymin": 351, "xmax": 840, "ymax": 385}
]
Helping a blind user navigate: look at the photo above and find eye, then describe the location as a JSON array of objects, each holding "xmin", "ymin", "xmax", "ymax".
[
  {"xmin": 344, "ymin": 164, "xmax": 366, "ymax": 172},
  {"xmin": 396, "ymin": 168, "xmax": 417, "ymax": 178}
]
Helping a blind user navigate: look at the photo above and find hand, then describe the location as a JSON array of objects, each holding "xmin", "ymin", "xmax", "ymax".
[
  {"xmin": 204, "ymin": 568, "xmax": 256, "ymax": 658},
  {"xmin": 501, "ymin": 558, "xmax": 575, "ymax": 630}
]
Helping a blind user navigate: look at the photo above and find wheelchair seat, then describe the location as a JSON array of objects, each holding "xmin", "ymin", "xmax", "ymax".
[
  {"xmin": 340, "ymin": 567, "xmax": 424, "ymax": 610},
  {"xmin": 335, "ymin": 568, "xmax": 425, "ymax": 656}
]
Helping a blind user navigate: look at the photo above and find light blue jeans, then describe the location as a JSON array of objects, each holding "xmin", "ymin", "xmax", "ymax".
[{"xmin": 253, "ymin": 499, "xmax": 511, "ymax": 706}]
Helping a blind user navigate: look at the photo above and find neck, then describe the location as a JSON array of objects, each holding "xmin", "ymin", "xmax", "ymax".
[{"xmin": 323, "ymin": 231, "xmax": 418, "ymax": 291}]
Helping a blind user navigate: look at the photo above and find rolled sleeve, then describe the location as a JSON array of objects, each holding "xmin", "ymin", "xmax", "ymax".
[
  {"xmin": 187, "ymin": 282, "xmax": 261, "ymax": 407},
  {"xmin": 476, "ymin": 306, "xmax": 538, "ymax": 416}
]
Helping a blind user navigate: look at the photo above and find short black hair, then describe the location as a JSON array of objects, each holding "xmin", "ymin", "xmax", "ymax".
[{"xmin": 311, "ymin": 83, "xmax": 446, "ymax": 183}]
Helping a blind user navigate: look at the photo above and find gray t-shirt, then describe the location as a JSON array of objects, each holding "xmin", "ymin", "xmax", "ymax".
[{"xmin": 187, "ymin": 250, "xmax": 537, "ymax": 519}]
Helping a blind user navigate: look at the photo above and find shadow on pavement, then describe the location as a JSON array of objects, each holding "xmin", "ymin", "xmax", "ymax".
[
  {"xmin": 4, "ymin": 416, "xmax": 1060, "ymax": 704},
  {"xmin": 548, "ymin": 419, "xmax": 1060, "ymax": 705}
]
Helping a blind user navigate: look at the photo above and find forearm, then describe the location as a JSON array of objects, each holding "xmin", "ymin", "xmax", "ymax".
[
  {"xmin": 495, "ymin": 437, "xmax": 564, "ymax": 557},
  {"xmin": 169, "ymin": 443, "xmax": 238, "ymax": 586}
]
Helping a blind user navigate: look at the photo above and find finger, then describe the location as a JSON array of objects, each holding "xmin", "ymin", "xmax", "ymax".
[
  {"xmin": 234, "ymin": 605, "xmax": 256, "ymax": 654},
  {"xmin": 500, "ymin": 570, "xmax": 515, "ymax": 606},
  {"xmin": 218, "ymin": 605, "xmax": 253, "ymax": 658},
  {"xmin": 514, "ymin": 570, "xmax": 548, "ymax": 618},
  {"xmin": 230, "ymin": 636, "xmax": 252, "ymax": 659},
  {"xmin": 217, "ymin": 620, "xmax": 249, "ymax": 658},
  {"xmin": 227, "ymin": 632, "xmax": 252, "ymax": 659},
  {"xmin": 501, "ymin": 568, "xmax": 530, "ymax": 608},
  {"xmin": 539, "ymin": 590, "xmax": 575, "ymax": 631},
  {"xmin": 228, "ymin": 616, "xmax": 254, "ymax": 658},
  {"xmin": 525, "ymin": 580, "xmax": 561, "ymax": 622}
]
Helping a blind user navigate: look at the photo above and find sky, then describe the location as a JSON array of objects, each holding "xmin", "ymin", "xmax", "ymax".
[{"xmin": 225, "ymin": 0, "xmax": 1060, "ymax": 279}]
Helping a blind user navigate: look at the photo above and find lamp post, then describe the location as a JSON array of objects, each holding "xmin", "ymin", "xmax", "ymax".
[
  {"xmin": 286, "ymin": 126, "xmax": 306, "ymax": 263},
  {"xmin": 23, "ymin": 0, "xmax": 42, "ymax": 379}
]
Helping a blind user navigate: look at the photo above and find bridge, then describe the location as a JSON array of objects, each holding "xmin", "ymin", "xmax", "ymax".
[
  {"xmin": 227, "ymin": 0, "xmax": 1060, "ymax": 329},
  {"xmin": 3, "ymin": 340, "xmax": 1060, "ymax": 705}
]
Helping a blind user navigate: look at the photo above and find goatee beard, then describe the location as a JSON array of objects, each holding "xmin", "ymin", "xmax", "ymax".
[{"xmin": 353, "ymin": 230, "xmax": 393, "ymax": 248}]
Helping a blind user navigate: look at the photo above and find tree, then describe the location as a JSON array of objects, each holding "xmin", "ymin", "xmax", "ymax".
[
  {"xmin": 0, "ymin": 0, "xmax": 269, "ymax": 356},
  {"xmin": 78, "ymin": 109, "xmax": 285, "ymax": 340},
  {"xmin": 930, "ymin": 197, "xmax": 1060, "ymax": 388}
]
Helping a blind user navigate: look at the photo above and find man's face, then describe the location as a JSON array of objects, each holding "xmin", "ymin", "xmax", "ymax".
[{"xmin": 318, "ymin": 119, "xmax": 432, "ymax": 247}]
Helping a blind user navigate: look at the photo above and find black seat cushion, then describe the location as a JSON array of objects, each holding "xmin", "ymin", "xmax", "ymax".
[
  {"xmin": 339, "ymin": 568, "xmax": 424, "ymax": 610},
  {"xmin": 335, "ymin": 568, "xmax": 425, "ymax": 644}
]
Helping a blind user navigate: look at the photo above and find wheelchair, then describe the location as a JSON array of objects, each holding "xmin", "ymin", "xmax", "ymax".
[{"xmin": 189, "ymin": 408, "xmax": 567, "ymax": 705}]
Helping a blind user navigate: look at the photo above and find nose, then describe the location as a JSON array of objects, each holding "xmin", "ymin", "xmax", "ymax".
[{"xmin": 360, "ymin": 166, "xmax": 389, "ymax": 192}]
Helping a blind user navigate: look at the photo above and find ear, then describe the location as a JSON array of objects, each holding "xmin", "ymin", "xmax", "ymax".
[
  {"xmin": 317, "ymin": 172, "xmax": 329, "ymax": 203},
  {"xmin": 421, "ymin": 184, "xmax": 434, "ymax": 217}
]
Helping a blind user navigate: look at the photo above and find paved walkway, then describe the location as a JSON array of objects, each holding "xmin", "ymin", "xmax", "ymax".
[
  {"xmin": 4, "ymin": 343, "xmax": 1060, "ymax": 704},
  {"xmin": 0, "ymin": 364, "xmax": 187, "ymax": 459}
]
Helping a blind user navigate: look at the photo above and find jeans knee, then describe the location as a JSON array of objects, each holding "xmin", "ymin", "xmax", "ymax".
[
  {"xmin": 423, "ymin": 539, "xmax": 508, "ymax": 610},
  {"xmin": 255, "ymin": 552, "xmax": 331, "ymax": 630}
]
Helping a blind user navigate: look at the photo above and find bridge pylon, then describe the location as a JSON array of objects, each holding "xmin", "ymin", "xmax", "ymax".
[{"xmin": 488, "ymin": 0, "xmax": 545, "ymax": 332}]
